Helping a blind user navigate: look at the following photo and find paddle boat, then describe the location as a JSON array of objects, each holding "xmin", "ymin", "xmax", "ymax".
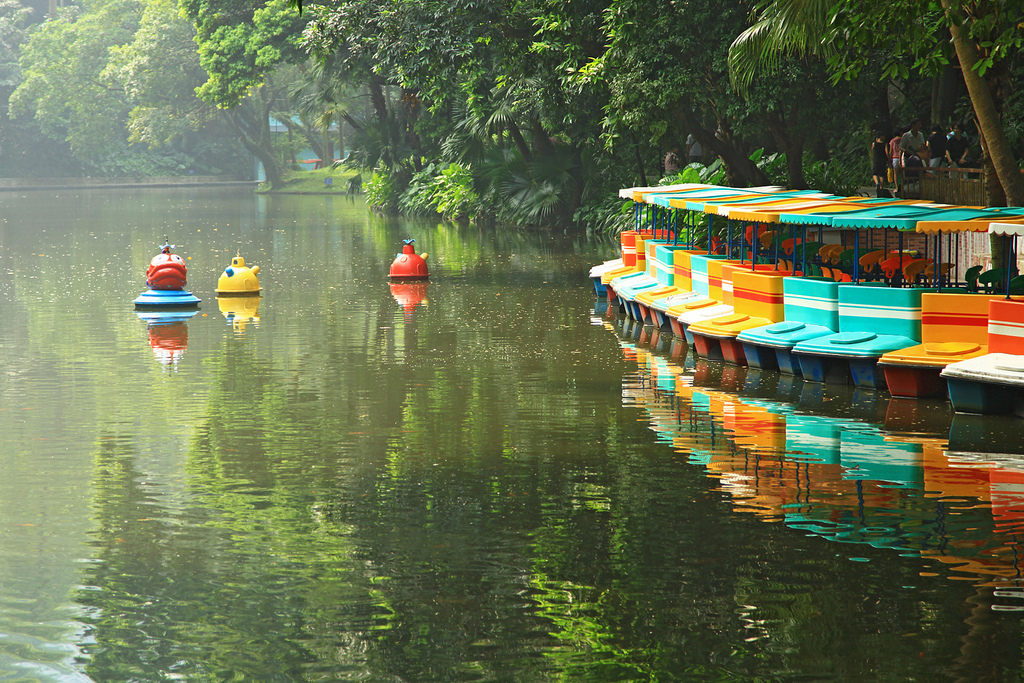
[
  {"xmin": 389, "ymin": 239, "xmax": 429, "ymax": 279},
  {"xmin": 935, "ymin": 222, "xmax": 1024, "ymax": 414},
  {"xmin": 134, "ymin": 238, "xmax": 201, "ymax": 308},
  {"xmin": 687, "ymin": 267, "xmax": 791, "ymax": 364},
  {"xmin": 216, "ymin": 253, "xmax": 261, "ymax": 295},
  {"xmin": 737, "ymin": 277, "xmax": 840, "ymax": 374}
]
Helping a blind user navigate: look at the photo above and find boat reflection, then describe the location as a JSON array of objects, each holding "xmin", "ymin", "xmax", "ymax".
[
  {"xmin": 136, "ymin": 309, "xmax": 198, "ymax": 368},
  {"xmin": 217, "ymin": 294, "xmax": 261, "ymax": 332},
  {"xmin": 390, "ymin": 281, "xmax": 428, "ymax": 318},
  {"xmin": 603, "ymin": 311, "xmax": 1024, "ymax": 593}
]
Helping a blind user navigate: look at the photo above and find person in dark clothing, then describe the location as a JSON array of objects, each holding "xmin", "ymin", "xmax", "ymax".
[
  {"xmin": 946, "ymin": 123, "xmax": 971, "ymax": 166},
  {"xmin": 926, "ymin": 125, "xmax": 946, "ymax": 167},
  {"xmin": 871, "ymin": 131, "xmax": 888, "ymax": 191}
]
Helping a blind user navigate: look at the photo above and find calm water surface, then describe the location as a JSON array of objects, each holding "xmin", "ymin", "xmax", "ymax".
[{"xmin": 1, "ymin": 188, "xmax": 1024, "ymax": 681}]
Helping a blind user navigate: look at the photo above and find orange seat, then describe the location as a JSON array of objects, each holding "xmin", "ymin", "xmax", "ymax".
[
  {"xmin": 781, "ymin": 237, "xmax": 805, "ymax": 256},
  {"xmin": 859, "ymin": 249, "xmax": 894, "ymax": 274},
  {"xmin": 880, "ymin": 254, "xmax": 916, "ymax": 279},
  {"xmin": 818, "ymin": 244, "xmax": 843, "ymax": 263},
  {"xmin": 903, "ymin": 258, "xmax": 933, "ymax": 283},
  {"xmin": 745, "ymin": 224, "xmax": 768, "ymax": 245},
  {"xmin": 922, "ymin": 262, "xmax": 952, "ymax": 280}
]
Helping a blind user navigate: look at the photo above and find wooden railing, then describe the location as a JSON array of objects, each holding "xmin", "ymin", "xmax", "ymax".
[{"xmin": 918, "ymin": 167, "xmax": 986, "ymax": 205}]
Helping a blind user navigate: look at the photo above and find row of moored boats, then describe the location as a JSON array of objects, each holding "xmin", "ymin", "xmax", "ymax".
[{"xmin": 591, "ymin": 184, "xmax": 1024, "ymax": 416}]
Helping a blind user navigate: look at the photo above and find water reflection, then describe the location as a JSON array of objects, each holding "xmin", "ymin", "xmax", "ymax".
[
  {"xmin": 136, "ymin": 309, "xmax": 198, "ymax": 368},
  {"xmin": 11, "ymin": 187, "xmax": 1024, "ymax": 681},
  {"xmin": 389, "ymin": 281, "xmax": 428, "ymax": 318},
  {"xmin": 603, "ymin": 308, "xmax": 1024, "ymax": 596},
  {"xmin": 216, "ymin": 294, "xmax": 261, "ymax": 333}
]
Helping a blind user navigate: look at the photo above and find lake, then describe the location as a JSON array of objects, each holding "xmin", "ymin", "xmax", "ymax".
[{"xmin": 1, "ymin": 187, "xmax": 1023, "ymax": 681}]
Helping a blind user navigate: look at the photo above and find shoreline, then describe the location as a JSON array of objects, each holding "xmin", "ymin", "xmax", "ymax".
[{"xmin": 0, "ymin": 176, "xmax": 260, "ymax": 192}]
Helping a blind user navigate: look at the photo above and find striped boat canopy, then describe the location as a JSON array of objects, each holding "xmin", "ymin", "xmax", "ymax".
[{"xmin": 620, "ymin": 182, "xmax": 1024, "ymax": 234}]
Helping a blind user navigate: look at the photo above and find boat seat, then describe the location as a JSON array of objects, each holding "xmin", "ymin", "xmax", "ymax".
[
  {"xmin": 880, "ymin": 254, "xmax": 918, "ymax": 280},
  {"xmin": 859, "ymin": 249, "xmax": 894, "ymax": 273},
  {"xmin": 902, "ymin": 258, "xmax": 933, "ymax": 284},
  {"xmin": 921, "ymin": 262, "xmax": 951, "ymax": 283},
  {"xmin": 964, "ymin": 264, "xmax": 983, "ymax": 291},
  {"xmin": 818, "ymin": 244, "xmax": 843, "ymax": 264},
  {"xmin": 978, "ymin": 267, "xmax": 1020, "ymax": 293}
]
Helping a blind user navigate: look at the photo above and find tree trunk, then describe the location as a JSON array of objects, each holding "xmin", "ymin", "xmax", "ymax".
[
  {"xmin": 368, "ymin": 77, "xmax": 388, "ymax": 123},
  {"xmin": 943, "ymin": 1, "xmax": 1023, "ymax": 272},
  {"xmin": 982, "ymin": 136, "xmax": 1009, "ymax": 270},
  {"xmin": 943, "ymin": 0, "xmax": 1024, "ymax": 207},
  {"xmin": 337, "ymin": 114, "xmax": 346, "ymax": 161},
  {"xmin": 507, "ymin": 119, "xmax": 532, "ymax": 164},
  {"xmin": 629, "ymin": 131, "xmax": 648, "ymax": 187},
  {"xmin": 532, "ymin": 117, "xmax": 554, "ymax": 158},
  {"xmin": 229, "ymin": 93, "xmax": 285, "ymax": 190},
  {"xmin": 931, "ymin": 61, "xmax": 962, "ymax": 127},
  {"xmin": 766, "ymin": 108, "xmax": 806, "ymax": 189},
  {"xmin": 714, "ymin": 139, "xmax": 770, "ymax": 187},
  {"xmin": 680, "ymin": 111, "xmax": 769, "ymax": 187}
]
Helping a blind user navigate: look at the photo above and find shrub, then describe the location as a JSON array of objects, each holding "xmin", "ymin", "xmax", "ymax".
[{"xmin": 365, "ymin": 168, "xmax": 399, "ymax": 213}]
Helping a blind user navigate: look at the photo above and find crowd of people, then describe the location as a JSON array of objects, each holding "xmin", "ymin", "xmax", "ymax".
[
  {"xmin": 663, "ymin": 121, "xmax": 976, "ymax": 200},
  {"xmin": 872, "ymin": 119, "xmax": 976, "ymax": 197}
]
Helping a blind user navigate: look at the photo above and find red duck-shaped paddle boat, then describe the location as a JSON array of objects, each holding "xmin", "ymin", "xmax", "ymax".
[{"xmin": 133, "ymin": 238, "xmax": 201, "ymax": 308}]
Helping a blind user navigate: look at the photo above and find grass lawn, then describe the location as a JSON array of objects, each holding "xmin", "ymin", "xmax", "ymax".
[{"xmin": 256, "ymin": 167, "xmax": 364, "ymax": 194}]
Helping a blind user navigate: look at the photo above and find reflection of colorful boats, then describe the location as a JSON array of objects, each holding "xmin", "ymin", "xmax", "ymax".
[
  {"xmin": 609, "ymin": 318, "xmax": 1024, "ymax": 585},
  {"xmin": 136, "ymin": 309, "xmax": 198, "ymax": 367}
]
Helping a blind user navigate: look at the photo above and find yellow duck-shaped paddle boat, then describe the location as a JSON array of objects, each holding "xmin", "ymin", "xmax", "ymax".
[{"xmin": 216, "ymin": 254, "xmax": 262, "ymax": 295}]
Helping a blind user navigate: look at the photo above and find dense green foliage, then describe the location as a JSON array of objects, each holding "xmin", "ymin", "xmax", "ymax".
[{"xmin": 2, "ymin": 0, "xmax": 1022, "ymax": 225}]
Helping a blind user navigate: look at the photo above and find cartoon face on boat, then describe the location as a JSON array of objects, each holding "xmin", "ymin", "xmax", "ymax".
[{"xmin": 146, "ymin": 239, "xmax": 188, "ymax": 290}]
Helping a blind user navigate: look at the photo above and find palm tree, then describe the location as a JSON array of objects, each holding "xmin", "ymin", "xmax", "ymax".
[{"xmin": 727, "ymin": 0, "xmax": 834, "ymax": 96}]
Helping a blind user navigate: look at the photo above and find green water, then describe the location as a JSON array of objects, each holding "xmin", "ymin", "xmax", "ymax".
[{"xmin": 1, "ymin": 188, "xmax": 1023, "ymax": 682}]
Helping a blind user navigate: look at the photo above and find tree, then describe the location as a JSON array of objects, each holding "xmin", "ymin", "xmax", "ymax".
[
  {"xmin": 300, "ymin": 0, "xmax": 610, "ymax": 224},
  {"xmin": 181, "ymin": 0, "xmax": 307, "ymax": 188},
  {"xmin": 10, "ymin": 0, "xmax": 142, "ymax": 161},
  {"xmin": 729, "ymin": 0, "xmax": 1024, "ymax": 267},
  {"xmin": 576, "ymin": 0, "xmax": 795, "ymax": 187}
]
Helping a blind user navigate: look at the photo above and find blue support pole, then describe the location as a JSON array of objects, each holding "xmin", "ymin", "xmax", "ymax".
[
  {"xmin": 853, "ymin": 229, "xmax": 860, "ymax": 282},
  {"xmin": 1005, "ymin": 234, "xmax": 1014, "ymax": 299},
  {"xmin": 801, "ymin": 224, "xmax": 807, "ymax": 275}
]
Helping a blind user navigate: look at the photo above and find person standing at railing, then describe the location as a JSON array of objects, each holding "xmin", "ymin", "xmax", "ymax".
[
  {"xmin": 946, "ymin": 123, "xmax": 972, "ymax": 167},
  {"xmin": 888, "ymin": 127, "xmax": 904, "ymax": 191},
  {"xmin": 871, "ymin": 131, "xmax": 889, "ymax": 195},
  {"xmin": 899, "ymin": 118, "xmax": 925, "ymax": 167},
  {"xmin": 926, "ymin": 125, "xmax": 946, "ymax": 168}
]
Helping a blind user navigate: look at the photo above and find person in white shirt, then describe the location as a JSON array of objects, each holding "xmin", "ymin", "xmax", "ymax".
[{"xmin": 899, "ymin": 118, "xmax": 925, "ymax": 165}]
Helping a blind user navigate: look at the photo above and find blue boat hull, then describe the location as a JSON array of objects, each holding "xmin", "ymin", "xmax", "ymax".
[{"xmin": 134, "ymin": 289, "xmax": 201, "ymax": 308}]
